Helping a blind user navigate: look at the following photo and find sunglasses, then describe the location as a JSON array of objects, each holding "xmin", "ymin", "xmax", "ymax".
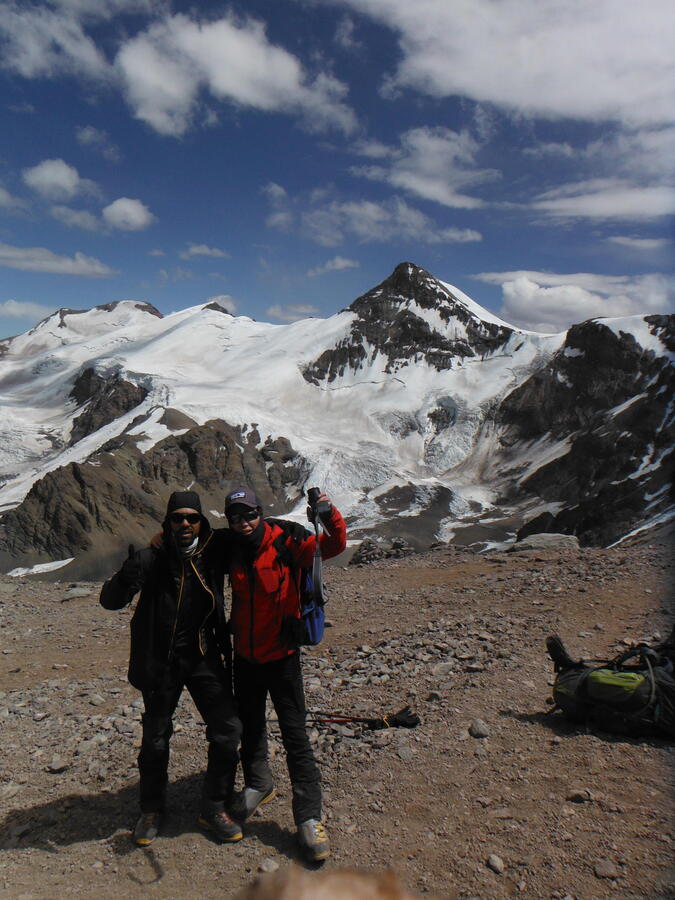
[
  {"xmin": 169, "ymin": 512, "xmax": 201, "ymax": 525},
  {"xmin": 227, "ymin": 509, "xmax": 260, "ymax": 525}
]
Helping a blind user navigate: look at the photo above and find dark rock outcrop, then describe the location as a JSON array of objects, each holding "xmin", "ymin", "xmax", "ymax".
[
  {"xmin": 203, "ymin": 301, "xmax": 233, "ymax": 315},
  {"xmin": 69, "ymin": 368, "xmax": 149, "ymax": 445},
  {"xmin": 349, "ymin": 536, "xmax": 415, "ymax": 565},
  {"xmin": 0, "ymin": 419, "xmax": 310, "ymax": 580},
  {"xmin": 499, "ymin": 317, "xmax": 675, "ymax": 546},
  {"xmin": 303, "ymin": 263, "xmax": 513, "ymax": 384}
]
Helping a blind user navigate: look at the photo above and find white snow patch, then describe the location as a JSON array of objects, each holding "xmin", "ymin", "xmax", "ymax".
[
  {"xmin": 517, "ymin": 436, "xmax": 573, "ymax": 486},
  {"xmin": 609, "ymin": 393, "xmax": 647, "ymax": 417},
  {"xmin": 127, "ymin": 406, "xmax": 189, "ymax": 452},
  {"xmin": 596, "ymin": 316, "xmax": 675, "ymax": 358},
  {"xmin": 438, "ymin": 281, "xmax": 521, "ymax": 330},
  {"xmin": 628, "ymin": 443, "xmax": 673, "ymax": 480},
  {"xmin": 7, "ymin": 557, "xmax": 74, "ymax": 576},
  {"xmin": 608, "ymin": 506, "xmax": 675, "ymax": 547}
]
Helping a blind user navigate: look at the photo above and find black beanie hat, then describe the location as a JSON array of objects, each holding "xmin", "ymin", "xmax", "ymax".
[{"xmin": 166, "ymin": 490, "xmax": 202, "ymax": 515}]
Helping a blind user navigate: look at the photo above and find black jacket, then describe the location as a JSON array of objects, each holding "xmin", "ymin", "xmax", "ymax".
[{"xmin": 99, "ymin": 521, "xmax": 228, "ymax": 692}]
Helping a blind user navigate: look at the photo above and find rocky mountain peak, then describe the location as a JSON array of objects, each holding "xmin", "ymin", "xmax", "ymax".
[
  {"xmin": 0, "ymin": 300, "xmax": 164, "ymax": 360},
  {"xmin": 203, "ymin": 300, "xmax": 234, "ymax": 315},
  {"xmin": 55, "ymin": 300, "xmax": 162, "ymax": 327},
  {"xmin": 350, "ymin": 262, "xmax": 465, "ymax": 317},
  {"xmin": 303, "ymin": 262, "xmax": 514, "ymax": 384}
]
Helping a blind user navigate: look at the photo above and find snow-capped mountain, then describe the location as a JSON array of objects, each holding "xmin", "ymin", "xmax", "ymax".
[{"xmin": 0, "ymin": 262, "xmax": 672, "ymax": 579}]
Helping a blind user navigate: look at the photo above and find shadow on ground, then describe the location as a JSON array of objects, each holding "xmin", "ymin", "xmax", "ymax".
[
  {"xmin": 0, "ymin": 772, "xmax": 299, "ymax": 863},
  {"xmin": 502, "ymin": 708, "xmax": 672, "ymax": 747}
]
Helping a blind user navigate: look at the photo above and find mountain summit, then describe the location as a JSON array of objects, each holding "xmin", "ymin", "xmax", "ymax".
[
  {"xmin": 0, "ymin": 263, "xmax": 672, "ymax": 578},
  {"xmin": 304, "ymin": 262, "xmax": 516, "ymax": 383}
]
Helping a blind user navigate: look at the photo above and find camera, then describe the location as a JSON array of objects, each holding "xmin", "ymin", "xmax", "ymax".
[{"xmin": 307, "ymin": 486, "xmax": 331, "ymax": 523}]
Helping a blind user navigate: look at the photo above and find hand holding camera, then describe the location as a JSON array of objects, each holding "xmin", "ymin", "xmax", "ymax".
[{"xmin": 306, "ymin": 487, "xmax": 332, "ymax": 526}]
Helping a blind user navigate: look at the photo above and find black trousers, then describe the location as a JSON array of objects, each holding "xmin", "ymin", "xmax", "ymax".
[
  {"xmin": 138, "ymin": 651, "xmax": 241, "ymax": 815},
  {"xmin": 233, "ymin": 651, "xmax": 321, "ymax": 825}
]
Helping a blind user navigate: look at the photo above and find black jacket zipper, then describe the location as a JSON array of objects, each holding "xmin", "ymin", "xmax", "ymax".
[
  {"xmin": 167, "ymin": 533, "xmax": 215, "ymax": 660},
  {"xmin": 191, "ymin": 558, "xmax": 216, "ymax": 655}
]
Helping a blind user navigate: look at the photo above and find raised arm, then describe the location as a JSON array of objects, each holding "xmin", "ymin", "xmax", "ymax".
[
  {"xmin": 292, "ymin": 495, "xmax": 347, "ymax": 567},
  {"xmin": 99, "ymin": 545, "xmax": 154, "ymax": 610}
]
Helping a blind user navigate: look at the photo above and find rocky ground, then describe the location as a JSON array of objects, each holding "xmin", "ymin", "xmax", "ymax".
[{"xmin": 0, "ymin": 538, "xmax": 673, "ymax": 899}]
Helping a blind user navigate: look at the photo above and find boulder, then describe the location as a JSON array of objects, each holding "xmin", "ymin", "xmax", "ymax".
[{"xmin": 509, "ymin": 533, "xmax": 580, "ymax": 552}]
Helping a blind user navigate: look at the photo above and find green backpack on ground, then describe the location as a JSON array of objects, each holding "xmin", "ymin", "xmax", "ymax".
[{"xmin": 547, "ymin": 633, "xmax": 675, "ymax": 738}]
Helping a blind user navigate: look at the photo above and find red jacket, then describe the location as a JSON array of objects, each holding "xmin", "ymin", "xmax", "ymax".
[{"xmin": 229, "ymin": 508, "xmax": 347, "ymax": 663}]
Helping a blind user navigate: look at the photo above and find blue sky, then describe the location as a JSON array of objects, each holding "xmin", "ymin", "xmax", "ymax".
[{"xmin": 0, "ymin": 0, "xmax": 673, "ymax": 339}]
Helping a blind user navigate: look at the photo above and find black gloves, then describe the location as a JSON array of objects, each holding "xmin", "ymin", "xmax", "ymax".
[
  {"xmin": 367, "ymin": 706, "xmax": 421, "ymax": 730},
  {"xmin": 119, "ymin": 544, "xmax": 143, "ymax": 588}
]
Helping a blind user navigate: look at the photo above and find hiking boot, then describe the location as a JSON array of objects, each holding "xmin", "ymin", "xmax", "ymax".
[
  {"xmin": 297, "ymin": 819, "xmax": 330, "ymax": 861},
  {"xmin": 198, "ymin": 811, "xmax": 243, "ymax": 843},
  {"xmin": 546, "ymin": 635, "xmax": 580, "ymax": 671},
  {"xmin": 133, "ymin": 812, "xmax": 162, "ymax": 846},
  {"xmin": 230, "ymin": 786, "xmax": 277, "ymax": 822}
]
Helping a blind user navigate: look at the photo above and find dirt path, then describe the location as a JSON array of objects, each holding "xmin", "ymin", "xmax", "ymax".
[{"xmin": 0, "ymin": 541, "xmax": 673, "ymax": 899}]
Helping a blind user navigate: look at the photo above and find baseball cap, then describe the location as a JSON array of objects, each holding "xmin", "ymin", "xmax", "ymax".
[{"xmin": 225, "ymin": 488, "xmax": 260, "ymax": 511}]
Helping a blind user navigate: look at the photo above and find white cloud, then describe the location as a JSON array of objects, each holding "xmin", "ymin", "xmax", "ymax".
[
  {"xmin": 352, "ymin": 126, "xmax": 496, "ymax": 209},
  {"xmin": 52, "ymin": 1, "xmax": 155, "ymax": 19},
  {"xmin": 332, "ymin": 0, "xmax": 675, "ymax": 128},
  {"xmin": 115, "ymin": 13, "xmax": 357, "ymax": 136},
  {"xmin": 301, "ymin": 196, "xmax": 482, "ymax": 246},
  {"xmin": 335, "ymin": 16, "xmax": 362, "ymax": 51},
  {"xmin": 159, "ymin": 267, "xmax": 192, "ymax": 282},
  {"xmin": 473, "ymin": 269, "xmax": 674, "ymax": 332},
  {"xmin": 102, "ymin": 197, "xmax": 156, "ymax": 230},
  {"xmin": 523, "ymin": 142, "xmax": 576, "ymax": 159},
  {"xmin": 50, "ymin": 205, "xmax": 100, "ymax": 231},
  {"xmin": 266, "ymin": 210, "xmax": 294, "ymax": 231},
  {"xmin": 619, "ymin": 127, "xmax": 675, "ymax": 179},
  {"xmin": 76, "ymin": 125, "xmax": 122, "ymax": 162},
  {"xmin": 531, "ymin": 179, "xmax": 675, "ymax": 220},
  {"xmin": 179, "ymin": 243, "xmax": 229, "ymax": 260},
  {"xmin": 261, "ymin": 182, "xmax": 288, "ymax": 205},
  {"xmin": 476, "ymin": 270, "xmax": 640, "ymax": 294},
  {"xmin": 148, "ymin": 248, "xmax": 165, "ymax": 257},
  {"xmin": 438, "ymin": 227, "xmax": 482, "ymax": 243},
  {"xmin": 266, "ymin": 302, "xmax": 320, "ymax": 322},
  {"xmin": 0, "ymin": 3, "xmax": 110, "ymax": 80},
  {"xmin": 352, "ymin": 139, "xmax": 391, "ymax": 159},
  {"xmin": 205, "ymin": 293, "xmax": 237, "ymax": 313},
  {"xmin": 8, "ymin": 102, "xmax": 36, "ymax": 114},
  {"xmin": 22, "ymin": 158, "xmax": 97, "ymax": 201},
  {"xmin": 0, "ymin": 241, "xmax": 116, "ymax": 276},
  {"xmin": 0, "ymin": 186, "xmax": 24, "ymax": 210},
  {"xmin": 3, "ymin": 6, "xmax": 357, "ymax": 136},
  {"xmin": 307, "ymin": 256, "xmax": 360, "ymax": 277},
  {"xmin": 608, "ymin": 236, "xmax": 672, "ymax": 251},
  {"xmin": 0, "ymin": 298, "xmax": 57, "ymax": 320},
  {"xmin": 262, "ymin": 181, "xmax": 482, "ymax": 250}
]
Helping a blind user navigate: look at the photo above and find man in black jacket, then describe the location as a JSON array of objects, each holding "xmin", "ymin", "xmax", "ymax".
[{"xmin": 99, "ymin": 491, "xmax": 242, "ymax": 847}]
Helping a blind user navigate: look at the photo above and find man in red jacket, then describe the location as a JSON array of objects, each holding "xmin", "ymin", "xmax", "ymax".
[{"xmin": 224, "ymin": 487, "xmax": 347, "ymax": 862}]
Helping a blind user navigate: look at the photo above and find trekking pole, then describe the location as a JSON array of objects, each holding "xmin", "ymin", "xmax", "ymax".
[
  {"xmin": 307, "ymin": 488, "xmax": 326, "ymax": 605},
  {"xmin": 307, "ymin": 706, "xmax": 420, "ymax": 730}
]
